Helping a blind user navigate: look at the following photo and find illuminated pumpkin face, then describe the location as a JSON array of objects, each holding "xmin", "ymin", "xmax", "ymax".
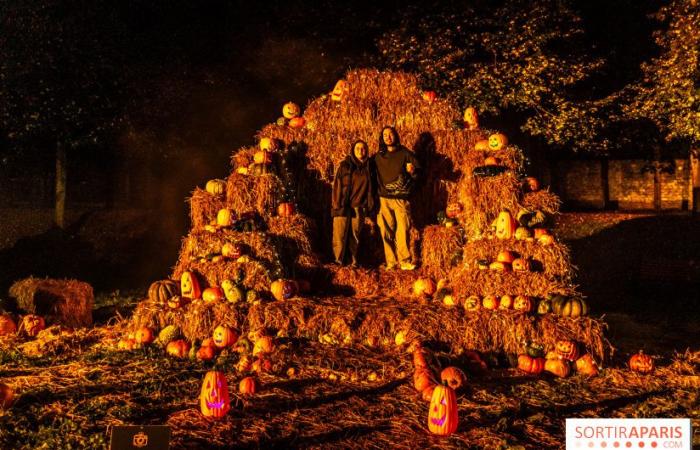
[
  {"xmin": 217, "ymin": 208, "xmax": 235, "ymax": 227},
  {"xmin": 181, "ymin": 271, "xmax": 201, "ymax": 299},
  {"xmin": 22, "ymin": 315, "xmax": 45, "ymax": 337},
  {"xmin": 200, "ymin": 371, "xmax": 230, "ymax": 419},
  {"xmin": 463, "ymin": 107, "xmax": 479, "ymax": 130},
  {"xmin": 513, "ymin": 295, "xmax": 534, "ymax": 312},
  {"xmin": 512, "ymin": 258, "xmax": 531, "ymax": 272},
  {"xmin": 282, "ymin": 102, "xmax": 300, "ymax": 119},
  {"xmin": 212, "ymin": 325, "xmax": 238, "ymax": 349},
  {"xmin": 445, "ymin": 202, "xmax": 463, "ymax": 219},
  {"xmin": 428, "ymin": 384, "xmax": 458, "ymax": 436},
  {"xmin": 493, "ymin": 211, "xmax": 517, "ymax": 240},
  {"xmin": 463, "ymin": 295, "xmax": 481, "ymax": 311},
  {"xmin": 488, "ymin": 133, "xmax": 508, "ymax": 150},
  {"xmin": 330, "ymin": 80, "xmax": 348, "ymax": 101},
  {"xmin": 474, "ymin": 140, "xmax": 489, "ymax": 151},
  {"xmin": 0, "ymin": 315, "xmax": 17, "ymax": 336},
  {"xmin": 555, "ymin": 340, "xmax": 580, "ymax": 361},
  {"xmin": 629, "ymin": 351, "xmax": 654, "ymax": 374}
]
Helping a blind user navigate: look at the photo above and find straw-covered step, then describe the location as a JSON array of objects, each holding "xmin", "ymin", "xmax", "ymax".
[
  {"xmin": 9, "ymin": 277, "xmax": 93, "ymax": 327},
  {"xmin": 447, "ymin": 267, "xmax": 579, "ymax": 299}
]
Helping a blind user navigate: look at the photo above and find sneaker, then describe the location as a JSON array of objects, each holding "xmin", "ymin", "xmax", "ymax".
[
  {"xmin": 400, "ymin": 262, "xmax": 416, "ymax": 271},
  {"xmin": 381, "ymin": 263, "xmax": 397, "ymax": 271}
]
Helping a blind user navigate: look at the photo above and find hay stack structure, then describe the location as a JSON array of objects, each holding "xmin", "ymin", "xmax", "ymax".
[{"xmin": 128, "ymin": 69, "xmax": 611, "ymax": 361}]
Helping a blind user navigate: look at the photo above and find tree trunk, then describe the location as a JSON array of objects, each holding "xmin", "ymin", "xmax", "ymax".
[
  {"xmin": 600, "ymin": 158, "xmax": 610, "ymax": 210},
  {"xmin": 653, "ymin": 146, "xmax": 661, "ymax": 213},
  {"xmin": 691, "ymin": 147, "xmax": 699, "ymax": 215},
  {"xmin": 55, "ymin": 143, "xmax": 66, "ymax": 228}
]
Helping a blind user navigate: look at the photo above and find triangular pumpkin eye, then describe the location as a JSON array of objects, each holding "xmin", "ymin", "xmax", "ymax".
[{"xmin": 440, "ymin": 398, "xmax": 447, "ymax": 405}]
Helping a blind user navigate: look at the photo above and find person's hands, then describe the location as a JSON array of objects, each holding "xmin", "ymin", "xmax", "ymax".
[{"xmin": 406, "ymin": 162, "xmax": 415, "ymax": 174}]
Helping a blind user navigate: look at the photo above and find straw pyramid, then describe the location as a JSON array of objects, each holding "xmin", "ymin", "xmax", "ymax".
[{"xmin": 128, "ymin": 69, "xmax": 610, "ymax": 361}]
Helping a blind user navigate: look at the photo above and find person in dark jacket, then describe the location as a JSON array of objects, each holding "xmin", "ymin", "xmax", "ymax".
[
  {"xmin": 372, "ymin": 126, "xmax": 420, "ymax": 270},
  {"xmin": 331, "ymin": 140, "xmax": 375, "ymax": 266}
]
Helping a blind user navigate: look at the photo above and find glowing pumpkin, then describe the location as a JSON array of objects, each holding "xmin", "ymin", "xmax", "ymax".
[
  {"xmin": 544, "ymin": 358, "xmax": 571, "ymax": 378},
  {"xmin": 482, "ymin": 295, "xmax": 499, "ymax": 310},
  {"xmin": 463, "ymin": 295, "xmax": 481, "ymax": 311},
  {"xmin": 0, "ymin": 315, "xmax": 17, "ymax": 336},
  {"xmin": 212, "ymin": 326, "xmax": 239, "ymax": 349},
  {"xmin": 239, "ymin": 376, "xmax": 257, "ymax": 395},
  {"xmin": 512, "ymin": 258, "xmax": 531, "ymax": 272},
  {"xmin": 205, "ymin": 179, "xmax": 226, "ymax": 196},
  {"xmin": 330, "ymin": 80, "xmax": 348, "ymax": 101},
  {"xmin": 413, "ymin": 278, "xmax": 437, "ymax": 298},
  {"xmin": 428, "ymin": 383, "xmax": 458, "ymax": 436},
  {"xmin": 499, "ymin": 295, "xmax": 513, "ymax": 309},
  {"xmin": 202, "ymin": 287, "xmax": 224, "ymax": 304},
  {"xmin": 277, "ymin": 202, "xmax": 295, "ymax": 217},
  {"xmin": 517, "ymin": 354, "xmax": 545, "ymax": 374},
  {"xmin": 270, "ymin": 279, "xmax": 297, "ymax": 301},
  {"xmin": 282, "ymin": 102, "xmax": 300, "ymax": 119},
  {"xmin": 21, "ymin": 315, "xmax": 45, "ymax": 337},
  {"xmin": 513, "ymin": 295, "xmax": 534, "ymax": 312},
  {"xmin": 555, "ymin": 340, "xmax": 580, "ymax": 361},
  {"xmin": 497, "ymin": 250, "xmax": 516, "ymax": 264},
  {"xmin": 200, "ymin": 371, "xmax": 230, "ymax": 419},
  {"xmin": 217, "ymin": 208, "xmax": 235, "ymax": 227},
  {"xmin": 422, "ymin": 91, "xmax": 437, "ymax": 103},
  {"xmin": 629, "ymin": 351, "xmax": 654, "ymax": 374},
  {"xmin": 180, "ymin": 271, "xmax": 201, "ymax": 300},
  {"xmin": 463, "ymin": 107, "xmax": 479, "ymax": 130},
  {"xmin": 488, "ymin": 133, "xmax": 508, "ymax": 150},
  {"xmin": 134, "ymin": 327, "xmax": 155, "ymax": 345},
  {"xmin": 492, "ymin": 211, "xmax": 517, "ymax": 239},
  {"xmin": 166, "ymin": 339, "xmax": 190, "ymax": 358}
]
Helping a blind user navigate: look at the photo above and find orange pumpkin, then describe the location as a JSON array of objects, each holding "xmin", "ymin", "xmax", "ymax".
[
  {"xmin": 555, "ymin": 340, "xmax": 580, "ymax": 361},
  {"xmin": 474, "ymin": 139, "xmax": 489, "ymax": 151},
  {"xmin": 513, "ymin": 295, "xmax": 534, "ymax": 313},
  {"xmin": 166, "ymin": 339, "xmax": 190, "ymax": 358},
  {"xmin": 254, "ymin": 150, "xmax": 273, "ymax": 165},
  {"xmin": 148, "ymin": 279, "xmax": 179, "ymax": 304},
  {"xmin": 330, "ymin": 79, "xmax": 348, "ymax": 101},
  {"xmin": 270, "ymin": 279, "xmax": 298, "ymax": 301},
  {"xmin": 445, "ymin": 202, "xmax": 463, "ymax": 219},
  {"xmin": 512, "ymin": 258, "xmax": 531, "ymax": 272},
  {"xmin": 0, "ymin": 383, "xmax": 14, "ymax": 409},
  {"xmin": 489, "ymin": 261, "xmax": 511, "ymax": 272},
  {"xmin": 252, "ymin": 357, "xmax": 272, "ymax": 373},
  {"xmin": 497, "ymin": 250, "xmax": 516, "ymax": 264},
  {"xmin": 463, "ymin": 107, "xmax": 479, "ymax": 130},
  {"xmin": 422, "ymin": 91, "xmax": 437, "ymax": 103},
  {"xmin": 482, "ymin": 295, "xmax": 499, "ymax": 310},
  {"xmin": 196, "ymin": 345, "xmax": 216, "ymax": 361},
  {"xmin": 498, "ymin": 295, "xmax": 513, "ymax": 310},
  {"xmin": 134, "ymin": 327, "xmax": 155, "ymax": 345},
  {"xmin": 0, "ymin": 315, "xmax": 17, "ymax": 336},
  {"xmin": 544, "ymin": 358, "xmax": 571, "ymax": 378},
  {"xmin": 277, "ymin": 202, "xmax": 295, "ymax": 217},
  {"xmin": 493, "ymin": 211, "xmax": 518, "ymax": 239},
  {"xmin": 239, "ymin": 376, "xmax": 257, "ymax": 395},
  {"xmin": 21, "ymin": 315, "xmax": 45, "ymax": 337},
  {"xmin": 538, "ymin": 234, "xmax": 555, "ymax": 246},
  {"xmin": 202, "ymin": 287, "xmax": 225, "ymax": 304},
  {"xmin": 212, "ymin": 326, "xmax": 239, "ymax": 349},
  {"xmin": 253, "ymin": 336, "xmax": 275, "ymax": 356},
  {"xmin": 414, "ymin": 369, "xmax": 435, "ymax": 392},
  {"xmin": 216, "ymin": 208, "xmax": 235, "ymax": 227},
  {"xmin": 517, "ymin": 354, "xmax": 545, "ymax": 374},
  {"xmin": 205, "ymin": 179, "xmax": 226, "ymax": 196},
  {"xmin": 440, "ymin": 367, "xmax": 466, "ymax": 390},
  {"xmin": 428, "ymin": 383, "xmax": 458, "ymax": 436},
  {"xmin": 629, "ymin": 351, "xmax": 654, "ymax": 374},
  {"xmin": 180, "ymin": 271, "xmax": 201, "ymax": 300},
  {"xmin": 259, "ymin": 137, "xmax": 276, "ymax": 152},
  {"xmin": 533, "ymin": 228, "xmax": 550, "ymax": 239},
  {"xmin": 200, "ymin": 371, "xmax": 230, "ymax": 419},
  {"xmin": 288, "ymin": 117, "xmax": 306, "ymax": 129},
  {"xmin": 413, "ymin": 278, "xmax": 437, "ymax": 298},
  {"xmin": 488, "ymin": 133, "xmax": 508, "ymax": 150},
  {"xmin": 484, "ymin": 156, "xmax": 500, "ymax": 166},
  {"xmin": 575, "ymin": 354, "xmax": 599, "ymax": 377},
  {"xmin": 524, "ymin": 177, "xmax": 540, "ymax": 192}
]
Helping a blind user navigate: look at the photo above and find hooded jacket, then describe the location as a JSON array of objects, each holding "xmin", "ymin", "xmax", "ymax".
[
  {"xmin": 331, "ymin": 150, "xmax": 375, "ymax": 217},
  {"xmin": 373, "ymin": 145, "xmax": 420, "ymax": 199}
]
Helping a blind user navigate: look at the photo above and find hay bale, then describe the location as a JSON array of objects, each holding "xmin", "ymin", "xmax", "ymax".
[
  {"xmin": 447, "ymin": 267, "xmax": 578, "ymax": 299},
  {"xmin": 460, "ymin": 237, "xmax": 574, "ymax": 281},
  {"xmin": 177, "ymin": 230, "xmax": 279, "ymax": 268},
  {"xmin": 189, "ymin": 188, "xmax": 225, "ymax": 231},
  {"xmin": 9, "ymin": 278, "xmax": 93, "ymax": 327},
  {"xmin": 171, "ymin": 259, "xmax": 273, "ymax": 293},
  {"xmin": 456, "ymin": 171, "xmax": 522, "ymax": 239},
  {"xmin": 267, "ymin": 214, "xmax": 320, "ymax": 262},
  {"xmin": 225, "ymin": 173, "xmax": 284, "ymax": 218},
  {"xmin": 421, "ymin": 225, "xmax": 465, "ymax": 279},
  {"xmin": 522, "ymin": 189, "xmax": 561, "ymax": 215}
]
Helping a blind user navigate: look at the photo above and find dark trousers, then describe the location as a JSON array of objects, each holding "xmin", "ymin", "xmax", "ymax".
[{"xmin": 332, "ymin": 207, "xmax": 364, "ymax": 264}]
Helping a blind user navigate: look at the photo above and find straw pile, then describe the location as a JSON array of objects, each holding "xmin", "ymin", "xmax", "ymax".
[
  {"xmin": 421, "ymin": 226, "xmax": 465, "ymax": 279},
  {"xmin": 9, "ymin": 277, "xmax": 93, "ymax": 327},
  {"xmin": 448, "ymin": 268, "xmax": 578, "ymax": 299},
  {"xmin": 171, "ymin": 259, "xmax": 273, "ymax": 293},
  {"xmin": 225, "ymin": 173, "xmax": 285, "ymax": 218},
  {"xmin": 188, "ymin": 188, "xmax": 225, "ymax": 231}
]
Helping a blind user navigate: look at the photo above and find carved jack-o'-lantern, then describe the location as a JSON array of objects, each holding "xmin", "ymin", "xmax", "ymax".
[
  {"xmin": 212, "ymin": 325, "xmax": 239, "ymax": 349},
  {"xmin": 555, "ymin": 340, "xmax": 580, "ymax": 361},
  {"xmin": 464, "ymin": 295, "xmax": 481, "ymax": 311},
  {"xmin": 629, "ymin": 351, "xmax": 654, "ymax": 374},
  {"xmin": 492, "ymin": 211, "xmax": 518, "ymax": 239},
  {"xmin": 22, "ymin": 315, "xmax": 45, "ymax": 337},
  {"xmin": 463, "ymin": 107, "xmax": 479, "ymax": 130},
  {"xmin": 180, "ymin": 271, "xmax": 201, "ymax": 300},
  {"xmin": 513, "ymin": 295, "xmax": 534, "ymax": 312},
  {"xmin": 200, "ymin": 371, "xmax": 230, "ymax": 419},
  {"xmin": 331, "ymin": 80, "xmax": 348, "ymax": 101},
  {"xmin": 428, "ymin": 383, "xmax": 458, "ymax": 436},
  {"xmin": 0, "ymin": 315, "xmax": 17, "ymax": 336},
  {"xmin": 282, "ymin": 102, "xmax": 300, "ymax": 119},
  {"xmin": 445, "ymin": 202, "xmax": 463, "ymax": 219},
  {"xmin": 488, "ymin": 133, "xmax": 508, "ymax": 150}
]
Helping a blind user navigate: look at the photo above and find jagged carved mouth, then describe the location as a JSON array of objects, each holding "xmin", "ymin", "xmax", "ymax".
[
  {"xmin": 430, "ymin": 415, "xmax": 446, "ymax": 426},
  {"xmin": 206, "ymin": 400, "xmax": 225, "ymax": 409}
]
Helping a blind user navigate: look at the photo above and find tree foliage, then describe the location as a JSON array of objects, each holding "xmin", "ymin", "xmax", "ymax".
[
  {"xmin": 622, "ymin": 0, "xmax": 700, "ymax": 146},
  {"xmin": 376, "ymin": 0, "xmax": 608, "ymax": 150}
]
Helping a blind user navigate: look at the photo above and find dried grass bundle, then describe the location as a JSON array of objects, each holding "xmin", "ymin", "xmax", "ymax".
[
  {"xmin": 176, "ymin": 230, "xmax": 279, "ymax": 267},
  {"xmin": 9, "ymin": 277, "xmax": 93, "ymax": 327},
  {"xmin": 447, "ymin": 266, "xmax": 578, "ymax": 299},
  {"xmin": 171, "ymin": 258, "xmax": 273, "ymax": 293},
  {"xmin": 225, "ymin": 173, "xmax": 284, "ymax": 217},
  {"xmin": 421, "ymin": 225, "xmax": 465, "ymax": 280},
  {"xmin": 522, "ymin": 189, "xmax": 562, "ymax": 215},
  {"xmin": 457, "ymin": 170, "xmax": 522, "ymax": 238},
  {"xmin": 267, "ymin": 214, "xmax": 320, "ymax": 262},
  {"xmin": 188, "ymin": 188, "xmax": 225, "ymax": 231}
]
